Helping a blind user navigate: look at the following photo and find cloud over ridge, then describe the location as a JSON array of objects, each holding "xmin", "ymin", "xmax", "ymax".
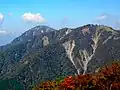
[{"xmin": 22, "ymin": 12, "xmax": 46, "ymax": 23}]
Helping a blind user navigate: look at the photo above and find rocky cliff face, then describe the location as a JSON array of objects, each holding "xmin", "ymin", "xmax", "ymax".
[{"xmin": 0, "ymin": 24, "xmax": 120, "ymax": 89}]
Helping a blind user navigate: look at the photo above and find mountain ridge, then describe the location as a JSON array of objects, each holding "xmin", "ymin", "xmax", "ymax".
[{"xmin": 0, "ymin": 24, "xmax": 120, "ymax": 90}]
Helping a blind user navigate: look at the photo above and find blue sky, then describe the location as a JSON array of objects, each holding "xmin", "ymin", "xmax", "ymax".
[{"xmin": 0, "ymin": 0, "xmax": 120, "ymax": 45}]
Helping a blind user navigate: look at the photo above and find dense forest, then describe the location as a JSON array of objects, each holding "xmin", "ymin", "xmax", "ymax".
[{"xmin": 0, "ymin": 61, "xmax": 119, "ymax": 90}]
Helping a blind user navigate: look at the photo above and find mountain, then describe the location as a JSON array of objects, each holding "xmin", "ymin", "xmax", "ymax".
[{"xmin": 0, "ymin": 24, "xmax": 120, "ymax": 90}]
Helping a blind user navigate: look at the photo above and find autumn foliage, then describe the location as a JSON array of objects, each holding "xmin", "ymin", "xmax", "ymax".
[{"xmin": 33, "ymin": 62, "xmax": 120, "ymax": 90}]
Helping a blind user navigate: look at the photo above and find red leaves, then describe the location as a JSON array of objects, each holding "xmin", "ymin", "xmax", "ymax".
[
  {"xmin": 100, "ymin": 62, "xmax": 120, "ymax": 77},
  {"xmin": 60, "ymin": 76, "xmax": 75, "ymax": 89},
  {"xmin": 75, "ymin": 74, "xmax": 92, "ymax": 86},
  {"xmin": 59, "ymin": 74, "xmax": 98, "ymax": 90},
  {"xmin": 34, "ymin": 62, "xmax": 120, "ymax": 90},
  {"xmin": 99, "ymin": 62, "xmax": 120, "ymax": 82},
  {"xmin": 95, "ymin": 62, "xmax": 120, "ymax": 90},
  {"xmin": 111, "ymin": 82, "xmax": 120, "ymax": 90}
]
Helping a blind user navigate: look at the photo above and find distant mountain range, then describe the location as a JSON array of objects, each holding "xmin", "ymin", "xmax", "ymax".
[{"xmin": 0, "ymin": 24, "xmax": 120, "ymax": 90}]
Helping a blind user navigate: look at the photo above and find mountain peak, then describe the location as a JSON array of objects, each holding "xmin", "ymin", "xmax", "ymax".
[
  {"xmin": 11, "ymin": 25, "xmax": 56, "ymax": 44},
  {"xmin": 30, "ymin": 25, "xmax": 55, "ymax": 31}
]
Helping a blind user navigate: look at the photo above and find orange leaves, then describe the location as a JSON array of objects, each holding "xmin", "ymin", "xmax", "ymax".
[{"xmin": 34, "ymin": 81, "xmax": 58, "ymax": 90}]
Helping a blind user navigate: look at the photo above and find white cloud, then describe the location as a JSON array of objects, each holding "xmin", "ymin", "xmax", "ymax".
[
  {"xmin": 93, "ymin": 13, "xmax": 120, "ymax": 29},
  {"xmin": 0, "ymin": 30, "xmax": 8, "ymax": 35},
  {"xmin": 96, "ymin": 14, "xmax": 107, "ymax": 21},
  {"xmin": 0, "ymin": 13, "xmax": 4, "ymax": 22},
  {"xmin": 22, "ymin": 12, "xmax": 46, "ymax": 23}
]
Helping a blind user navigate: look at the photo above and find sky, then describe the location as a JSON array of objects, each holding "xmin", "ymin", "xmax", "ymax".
[{"xmin": 0, "ymin": 0, "xmax": 120, "ymax": 45}]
